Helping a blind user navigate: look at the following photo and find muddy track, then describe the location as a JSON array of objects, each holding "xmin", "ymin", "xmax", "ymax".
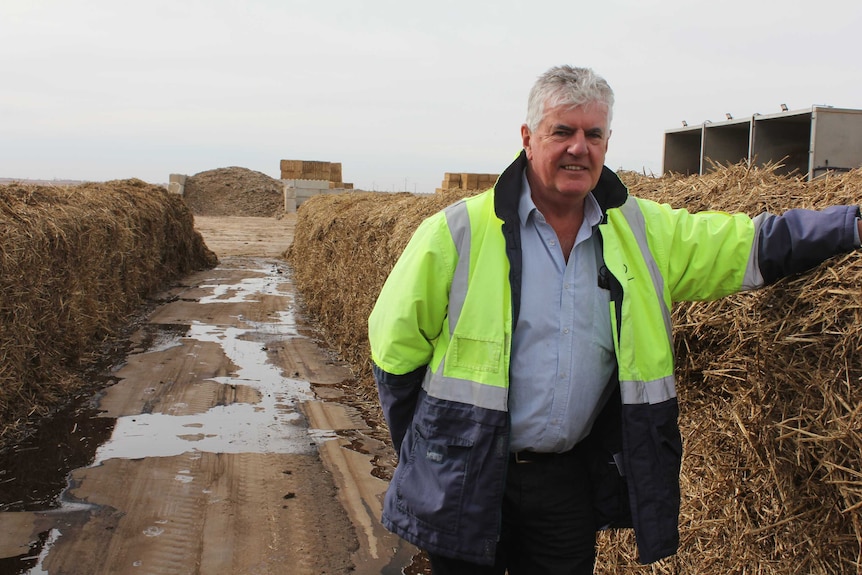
[{"xmin": 0, "ymin": 215, "xmax": 416, "ymax": 575}]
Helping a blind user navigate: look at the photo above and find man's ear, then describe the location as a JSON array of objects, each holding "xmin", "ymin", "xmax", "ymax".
[{"xmin": 521, "ymin": 124, "xmax": 532, "ymax": 159}]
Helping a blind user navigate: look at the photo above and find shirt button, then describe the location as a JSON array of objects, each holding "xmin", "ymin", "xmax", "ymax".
[{"xmin": 563, "ymin": 328, "xmax": 570, "ymax": 334}]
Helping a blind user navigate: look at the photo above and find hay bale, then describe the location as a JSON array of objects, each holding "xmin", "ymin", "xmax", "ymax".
[
  {"xmin": 285, "ymin": 188, "xmax": 478, "ymax": 372},
  {"xmin": 0, "ymin": 179, "xmax": 217, "ymax": 442},
  {"xmin": 287, "ymin": 163, "xmax": 862, "ymax": 573}
]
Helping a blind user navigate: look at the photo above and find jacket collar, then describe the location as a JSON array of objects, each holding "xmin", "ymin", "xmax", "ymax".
[{"xmin": 493, "ymin": 149, "xmax": 629, "ymax": 223}]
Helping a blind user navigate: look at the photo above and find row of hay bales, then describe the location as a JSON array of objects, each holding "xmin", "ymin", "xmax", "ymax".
[
  {"xmin": 287, "ymin": 163, "xmax": 862, "ymax": 574},
  {"xmin": 0, "ymin": 179, "xmax": 217, "ymax": 443}
]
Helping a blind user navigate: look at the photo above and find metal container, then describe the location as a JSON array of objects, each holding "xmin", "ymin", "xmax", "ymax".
[{"xmin": 662, "ymin": 106, "xmax": 862, "ymax": 180}]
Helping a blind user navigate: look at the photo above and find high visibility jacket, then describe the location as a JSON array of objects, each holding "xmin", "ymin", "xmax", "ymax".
[{"xmin": 368, "ymin": 150, "xmax": 860, "ymax": 565}]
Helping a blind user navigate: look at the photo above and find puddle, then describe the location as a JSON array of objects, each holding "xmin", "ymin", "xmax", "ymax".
[
  {"xmin": 0, "ymin": 529, "xmax": 59, "ymax": 575},
  {"xmin": 91, "ymin": 318, "xmax": 339, "ymax": 464},
  {"xmin": 92, "ymin": 402, "xmax": 318, "ymax": 463},
  {"xmin": 198, "ymin": 262, "xmax": 294, "ymax": 304},
  {"xmin": 131, "ymin": 323, "xmax": 190, "ymax": 354},
  {"xmin": 0, "ymin": 400, "xmax": 114, "ymax": 512},
  {"xmin": 94, "ymin": 267, "xmax": 331, "ymax": 461},
  {"xmin": 0, "ymin": 259, "xmax": 342, "ymax": 574}
]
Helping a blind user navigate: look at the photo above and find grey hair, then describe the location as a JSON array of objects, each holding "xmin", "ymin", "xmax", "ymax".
[{"xmin": 525, "ymin": 66, "xmax": 615, "ymax": 132}]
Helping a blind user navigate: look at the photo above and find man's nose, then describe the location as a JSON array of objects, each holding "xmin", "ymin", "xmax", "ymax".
[{"xmin": 566, "ymin": 132, "xmax": 587, "ymax": 155}]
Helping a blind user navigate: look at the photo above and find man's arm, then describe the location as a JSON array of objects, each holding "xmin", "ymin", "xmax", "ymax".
[
  {"xmin": 756, "ymin": 205, "xmax": 861, "ymax": 285},
  {"xmin": 373, "ymin": 363, "xmax": 426, "ymax": 453},
  {"xmin": 368, "ymin": 211, "xmax": 455, "ymax": 453}
]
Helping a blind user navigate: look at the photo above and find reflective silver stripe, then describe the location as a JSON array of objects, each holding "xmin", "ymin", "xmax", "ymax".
[
  {"xmin": 619, "ymin": 199, "xmax": 673, "ymax": 344},
  {"xmin": 429, "ymin": 200, "xmax": 508, "ymax": 412},
  {"xmin": 620, "ymin": 376, "xmax": 677, "ymax": 405},
  {"xmin": 618, "ymin": 199, "xmax": 678, "ymax": 406},
  {"xmin": 422, "ymin": 365, "xmax": 509, "ymax": 411},
  {"xmin": 444, "ymin": 201, "xmax": 471, "ymax": 337},
  {"xmin": 741, "ymin": 213, "xmax": 767, "ymax": 290}
]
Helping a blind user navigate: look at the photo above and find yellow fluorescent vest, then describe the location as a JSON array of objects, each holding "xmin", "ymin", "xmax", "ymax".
[{"xmin": 368, "ymin": 188, "xmax": 756, "ymax": 410}]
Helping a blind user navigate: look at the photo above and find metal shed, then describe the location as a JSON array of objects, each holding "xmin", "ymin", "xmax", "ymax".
[{"xmin": 663, "ymin": 106, "xmax": 862, "ymax": 180}]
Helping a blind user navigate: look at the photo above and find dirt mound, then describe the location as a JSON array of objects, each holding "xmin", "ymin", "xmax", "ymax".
[{"xmin": 182, "ymin": 167, "xmax": 284, "ymax": 217}]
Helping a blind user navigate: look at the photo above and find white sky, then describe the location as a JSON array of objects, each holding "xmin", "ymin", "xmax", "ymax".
[{"xmin": 1, "ymin": 0, "xmax": 860, "ymax": 192}]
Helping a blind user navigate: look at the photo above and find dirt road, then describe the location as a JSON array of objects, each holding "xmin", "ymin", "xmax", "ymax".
[{"xmin": 0, "ymin": 215, "xmax": 415, "ymax": 574}]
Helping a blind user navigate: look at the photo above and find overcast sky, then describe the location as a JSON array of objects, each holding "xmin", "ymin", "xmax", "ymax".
[{"xmin": 2, "ymin": 0, "xmax": 860, "ymax": 192}]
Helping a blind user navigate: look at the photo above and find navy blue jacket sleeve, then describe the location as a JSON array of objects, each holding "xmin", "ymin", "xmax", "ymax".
[
  {"xmin": 757, "ymin": 205, "xmax": 861, "ymax": 285},
  {"xmin": 373, "ymin": 362, "xmax": 426, "ymax": 454}
]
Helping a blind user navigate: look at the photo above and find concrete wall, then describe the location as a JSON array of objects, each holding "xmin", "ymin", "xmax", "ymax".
[
  {"xmin": 280, "ymin": 159, "xmax": 355, "ymax": 212},
  {"xmin": 282, "ymin": 179, "xmax": 356, "ymax": 213},
  {"xmin": 168, "ymin": 174, "xmax": 187, "ymax": 195}
]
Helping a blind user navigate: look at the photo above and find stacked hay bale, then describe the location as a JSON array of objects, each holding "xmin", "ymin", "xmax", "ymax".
[
  {"xmin": 287, "ymin": 163, "xmax": 862, "ymax": 574},
  {"xmin": 0, "ymin": 179, "xmax": 217, "ymax": 442},
  {"xmin": 280, "ymin": 159, "xmax": 354, "ymax": 190},
  {"xmin": 280, "ymin": 159, "xmax": 356, "ymax": 213},
  {"xmin": 436, "ymin": 172, "xmax": 499, "ymax": 193}
]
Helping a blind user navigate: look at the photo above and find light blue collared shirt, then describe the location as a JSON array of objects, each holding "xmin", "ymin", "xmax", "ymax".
[{"xmin": 508, "ymin": 172, "xmax": 616, "ymax": 453}]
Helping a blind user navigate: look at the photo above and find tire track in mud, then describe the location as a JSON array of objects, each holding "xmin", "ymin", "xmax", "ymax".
[
  {"xmin": 0, "ymin": 219, "xmax": 417, "ymax": 574},
  {"xmin": 46, "ymin": 454, "xmax": 211, "ymax": 575},
  {"xmin": 0, "ymin": 259, "xmax": 354, "ymax": 574}
]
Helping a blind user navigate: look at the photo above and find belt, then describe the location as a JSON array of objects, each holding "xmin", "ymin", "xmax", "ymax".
[{"xmin": 509, "ymin": 449, "xmax": 575, "ymax": 464}]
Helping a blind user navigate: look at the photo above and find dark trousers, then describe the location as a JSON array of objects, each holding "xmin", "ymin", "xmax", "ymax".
[{"xmin": 428, "ymin": 445, "xmax": 597, "ymax": 575}]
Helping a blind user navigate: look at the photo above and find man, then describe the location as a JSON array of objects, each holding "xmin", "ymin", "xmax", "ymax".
[{"xmin": 367, "ymin": 65, "xmax": 862, "ymax": 574}]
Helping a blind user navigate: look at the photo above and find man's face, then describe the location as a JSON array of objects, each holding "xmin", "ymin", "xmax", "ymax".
[{"xmin": 521, "ymin": 101, "xmax": 611, "ymax": 209}]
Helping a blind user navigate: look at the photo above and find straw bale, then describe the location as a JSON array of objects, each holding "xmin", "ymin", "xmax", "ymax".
[
  {"xmin": 442, "ymin": 173, "xmax": 461, "ymax": 189},
  {"xmin": 280, "ymin": 159, "xmax": 302, "ymax": 173},
  {"xmin": 461, "ymin": 173, "xmax": 480, "ymax": 190},
  {"xmin": 300, "ymin": 160, "xmax": 331, "ymax": 181},
  {"xmin": 0, "ymin": 179, "xmax": 217, "ymax": 443},
  {"xmin": 287, "ymin": 163, "xmax": 862, "ymax": 574},
  {"xmin": 285, "ymin": 188, "xmax": 481, "ymax": 373},
  {"xmin": 439, "ymin": 172, "xmax": 499, "ymax": 191}
]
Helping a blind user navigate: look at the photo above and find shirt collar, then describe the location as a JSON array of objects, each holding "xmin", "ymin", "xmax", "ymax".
[{"xmin": 518, "ymin": 168, "xmax": 603, "ymax": 229}]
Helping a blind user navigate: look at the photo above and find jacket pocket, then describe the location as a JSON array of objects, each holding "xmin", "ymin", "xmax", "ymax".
[
  {"xmin": 587, "ymin": 387, "xmax": 633, "ymax": 529},
  {"xmin": 448, "ymin": 334, "xmax": 503, "ymax": 373},
  {"xmin": 394, "ymin": 423, "xmax": 474, "ymax": 534}
]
